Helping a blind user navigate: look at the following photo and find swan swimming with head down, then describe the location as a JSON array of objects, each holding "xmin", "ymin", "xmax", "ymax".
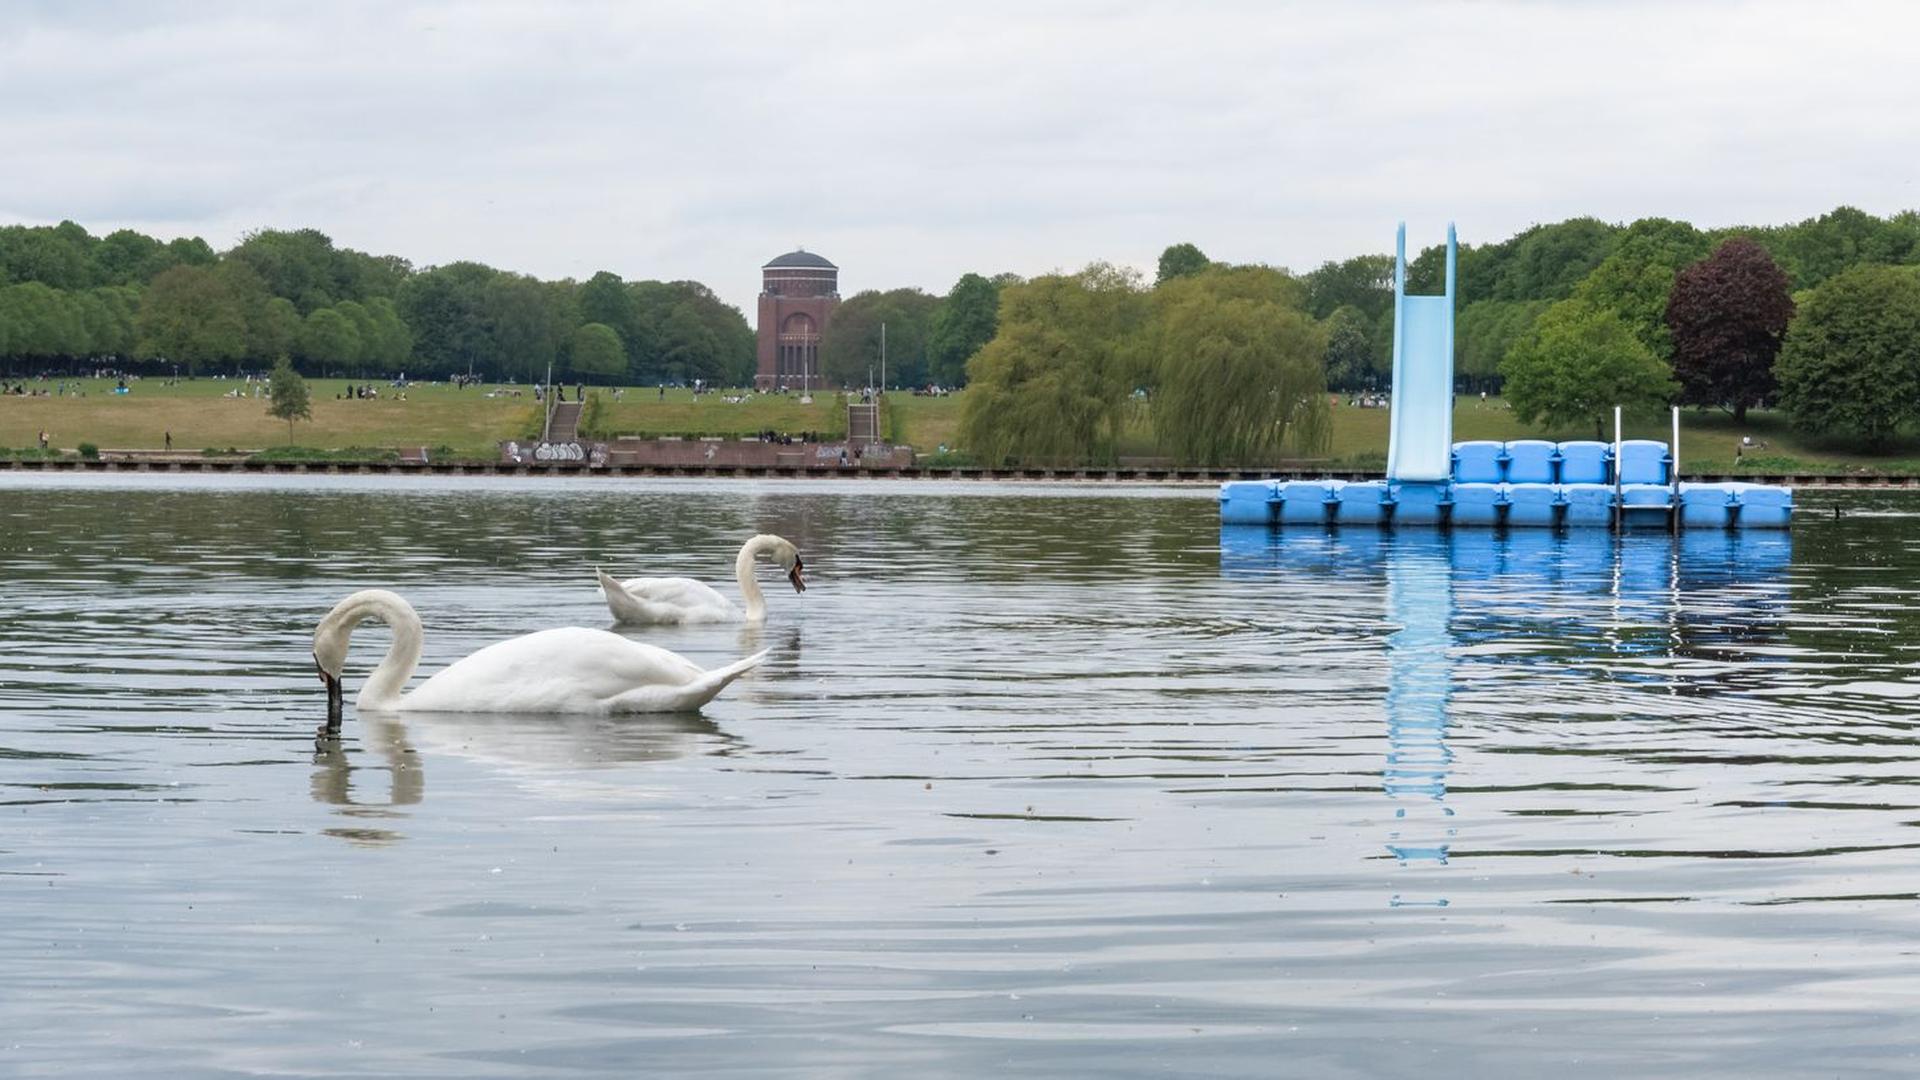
[
  {"xmin": 596, "ymin": 534, "xmax": 806, "ymax": 625},
  {"xmin": 313, "ymin": 589, "xmax": 766, "ymax": 726}
]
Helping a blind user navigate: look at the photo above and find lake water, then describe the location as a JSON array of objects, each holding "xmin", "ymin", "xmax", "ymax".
[{"xmin": 2, "ymin": 474, "xmax": 1917, "ymax": 1077}]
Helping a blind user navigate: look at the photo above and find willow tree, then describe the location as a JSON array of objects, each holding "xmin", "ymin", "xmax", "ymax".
[
  {"xmin": 958, "ymin": 264, "xmax": 1148, "ymax": 465},
  {"xmin": 1147, "ymin": 266, "xmax": 1330, "ymax": 466}
]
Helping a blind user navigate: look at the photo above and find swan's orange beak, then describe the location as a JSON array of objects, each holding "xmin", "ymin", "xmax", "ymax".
[{"xmin": 788, "ymin": 558, "xmax": 807, "ymax": 593}]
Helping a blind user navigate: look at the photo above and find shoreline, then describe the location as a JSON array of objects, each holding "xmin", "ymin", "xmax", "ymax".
[{"xmin": 1, "ymin": 454, "xmax": 1913, "ymax": 489}]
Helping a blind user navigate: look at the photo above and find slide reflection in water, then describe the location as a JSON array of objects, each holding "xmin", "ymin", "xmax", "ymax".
[
  {"xmin": 1383, "ymin": 533, "xmax": 1453, "ymax": 908},
  {"xmin": 1221, "ymin": 525, "xmax": 1795, "ymax": 908}
]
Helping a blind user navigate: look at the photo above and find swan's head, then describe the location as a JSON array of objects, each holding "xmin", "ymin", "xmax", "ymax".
[
  {"xmin": 314, "ymin": 614, "xmax": 351, "ymax": 727},
  {"xmin": 772, "ymin": 540, "xmax": 806, "ymax": 593}
]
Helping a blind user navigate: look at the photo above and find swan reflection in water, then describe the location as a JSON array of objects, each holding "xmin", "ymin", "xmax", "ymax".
[
  {"xmin": 311, "ymin": 715, "xmax": 422, "ymax": 846},
  {"xmin": 310, "ymin": 710, "xmax": 736, "ymax": 845}
]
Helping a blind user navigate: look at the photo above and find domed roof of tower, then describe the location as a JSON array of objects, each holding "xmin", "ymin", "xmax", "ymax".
[{"xmin": 764, "ymin": 249, "xmax": 837, "ymax": 270}]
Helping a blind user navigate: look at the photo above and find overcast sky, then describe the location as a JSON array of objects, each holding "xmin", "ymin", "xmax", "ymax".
[{"xmin": 4, "ymin": 1, "xmax": 1916, "ymax": 313}]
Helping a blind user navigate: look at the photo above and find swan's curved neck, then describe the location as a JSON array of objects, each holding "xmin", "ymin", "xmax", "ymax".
[
  {"xmin": 735, "ymin": 538, "xmax": 771, "ymax": 622},
  {"xmin": 330, "ymin": 591, "xmax": 424, "ymax": 710}
]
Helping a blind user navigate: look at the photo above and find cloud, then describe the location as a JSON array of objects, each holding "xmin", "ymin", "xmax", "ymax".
[{"xmin": 3, "ymin": 0, "xmax": 1915, "ymax": 312}]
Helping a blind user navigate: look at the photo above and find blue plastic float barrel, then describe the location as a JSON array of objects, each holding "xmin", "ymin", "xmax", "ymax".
[
  {"xmin": 1556, "ymin": 442, "xmax": 1611, "ymax": 484},
  {"xmin": 1728, "ymin": 482, "xmax": 1792, "ymax": 528},
  {"xmin": 1391, "ymin": 482, "xmax": 1450, "ymax": 525},
  {"xmin": 1336, "ymin": 480, "xmax": 1392, "ymax": 525},
  {"xmin": 1450, "ymin": 482, "xmax": 1504, "ymax": 527},
  {"xmin": 1502, "ymin": 483, "xmax": 1559, "ymax": 527},
  {"xmin": 1450, "ymin": 441, "xmax": 1505, "ymax": 484},
  {"xmin": 1617, "ymin": 440, "xmax": 1672, "ymax": 485},
  {"xmin": 1619, "ymin": 483, "xmax": 1675, "ymax": 528},
  {"xmin": 1503, "ymin": 440, "xmax": 1557, "ymax": 484},
  {"xmin": 1218, "ymin": 480, "xmax": 1278, "ymax": 525},
  {"xmin": 1277, "ymin": 480, "xmax": 1337, "ymax": 525},
  {"xmin": 1678, "ymin": 482, "xmax": 1736, "ymax": 528},
  {"xmin": 1559, "ymin": 482, "xmax": 1615, "ymax": 526}
]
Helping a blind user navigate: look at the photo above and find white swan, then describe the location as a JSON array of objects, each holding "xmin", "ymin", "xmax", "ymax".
[
  {"xmin": 596, "ymin": 534, "xmax": 806, "ymax": 625},
  {"xmin": 312, "ymin": 589, "xmax": 766, "ymax": 724}
]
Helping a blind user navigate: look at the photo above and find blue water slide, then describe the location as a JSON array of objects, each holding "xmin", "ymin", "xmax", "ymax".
[{"xmin": 1385, "ymin": 223, "xmax": 1456, "ymax": 483}]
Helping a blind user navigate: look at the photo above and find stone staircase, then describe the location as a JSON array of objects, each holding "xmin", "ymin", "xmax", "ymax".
[
  {"xmin": 847, "ymin": 402, "xmax": 879, "ymax": 444},
  {"xmin": 547, "ymin": 400, "xmax": 584, "ymax": 442}
]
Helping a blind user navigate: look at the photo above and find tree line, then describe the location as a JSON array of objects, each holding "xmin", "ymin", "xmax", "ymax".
[
  {"xmin": 0, "ymin": 223, "xmax": 759, "ymax": 385},
  {"xmin": 8, "ymin": 206, "xmax": 1919, "ymax": 454}
]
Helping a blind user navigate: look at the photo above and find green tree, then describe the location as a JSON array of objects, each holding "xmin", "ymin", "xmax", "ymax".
[
  {"xmin": 82, "ymin": 286, "xmax": 141, "ymax": 357},
  {"xmin": 1774, "ymin": 265, "xmax": 1920, "ymax": 447},
  {"xmin": 267, "ymin": 356, "xmax": 312, "ymax": 443},
  {"xmin": 1755, "ymin": 205, "xmax": 1920, "ymax": 290},
  {"xmin": 1149, "ymin": 267, "xmax": 1330, "ymax": 465},
  {"xmin": 659, "ymin": 302, "xmax": 722, "ymax": 384},
  {"xmin": 1156, "ymin": 243, "xmax": 1211, "ymax": 285},
  {"xmin": 1456, "ymin": 299, "xmax": 1548, "ymax": 390},
  {"xmin": 0, "ymin": 222, "xmax": 95, "ymax": 290},
  {"xmin": 486, "ymin": 273, "xmax": 569, "ymax": 382},
  {"xmin": 578, "ymin": 271, "xmax": 645, "ymax": 369},
  {"xmin": 226, "ymin": 228, "xmax": 397, "ymax": 312},
  {"xmin": 166, "ymin": 236, "xmax": 218, "ymax": 268},
  {"xmin": 1448, "ymin": 217, "xmax": 1620, "ymax": 301},
  {"xmin": 1500, "ymin": 299, "xmax": 1674, "ymax": 438},
  {"xmin": 363, "ymin": 298, "xmax": 415, "ymax": 372},
  {"xmin": 568, "ymin": 322, "xmax": 626, "ymax": 382},
  {"xmin": 820, "ymin": 287, "xmax": 940, "ymax": 389},
  {"xmin": 0, "ymin": 282, "xmax": 85, "ymax": 359},
  {"xmin": 1569, "ymin": 217, "xmax": 1710, "ymax": 360},
  {"xmin": 1304, "ymin": 254, "xmax": 1395, "ymax": 321},
  {"xmin": 228, "ymin": 228, "xmax": 343, "ymax": 312},
  {"xmin": 297, "ymin": 307, "xmax": 361, "ymax": 373},
  {"xmin": 1322, "ymin": 304, "xmax": 1378, "ymax": 390},
  {"xmin": 671, "ymin": 281, "xmax": 755, "ymax": 385},
  {"xmin": 1666, "ymin": 237, "xmax": 1794, "ymax": 422},
  {"xmin": 136, "ymin": 265, "xmax": 248, "ymax": 372},
  {"xmin": 959, "ymin": 263, "xmax": 1149, "ymax": 464},
  {"xmin": 333, "ymin": 300, "xmax": 378, "ymax": 373},
  {"xmin": 91, "ymin": 228, "xmax": 175, "ymax": 286},
  {"xmin": 399, "ymin": 261, "xmax": 497, "ymax": 377},
  {"xmin": 251, "ymin": 297, "xmax": 303, "ymax": 366},
  {"xmin": 926, "ymin": 272, "xmax": 1000, "ymax": 388}
]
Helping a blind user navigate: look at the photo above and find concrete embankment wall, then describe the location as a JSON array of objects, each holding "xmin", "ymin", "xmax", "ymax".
[{"xmin": 1, "ymin": 456, "xmax": 1913, "ymax": 489}]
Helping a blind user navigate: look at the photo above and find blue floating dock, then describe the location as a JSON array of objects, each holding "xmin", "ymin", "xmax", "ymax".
[
  {"xmin": 1503, "ymin": 483, "xmax": 1558, "ymax": 527},
  {"xmin": 1219, "ymin": 221, "xmax": 1791, "ymax": 533}
]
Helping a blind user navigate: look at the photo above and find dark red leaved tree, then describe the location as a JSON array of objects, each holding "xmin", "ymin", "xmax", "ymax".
[{"xmin": 1666, "ymin": 238, "xmax": 1795, "ymax": 422}]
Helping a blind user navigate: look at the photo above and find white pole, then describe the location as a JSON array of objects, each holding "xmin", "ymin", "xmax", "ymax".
[
  {"xmin": 1671, "ymin": 404, "xmax": 1681, "ymax": 534},
  {"xmin": 880, "ymin": 322, "xmax": 887, "ymax": 394},
  {"xmin": 542, "ymin": 361, "xmax": 554, "ymax": 442},
  {"xmin": 1613, "ymin": 404, "xmax": 1623, "ymax": 531}
]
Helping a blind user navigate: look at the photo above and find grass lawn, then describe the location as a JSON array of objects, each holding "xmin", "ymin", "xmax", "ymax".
[
  {"xmin": 4, "ymin": 376, "xmax": 1916, "ymax": 474},
  {"xmin": 0, "ymin": 376, "xmax": 534, "ymax": 457}
]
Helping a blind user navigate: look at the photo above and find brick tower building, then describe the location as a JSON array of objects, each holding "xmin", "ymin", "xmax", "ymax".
[{"xmin": 755, "ymin": 249, "xmax": 839, "ymax": 390}]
